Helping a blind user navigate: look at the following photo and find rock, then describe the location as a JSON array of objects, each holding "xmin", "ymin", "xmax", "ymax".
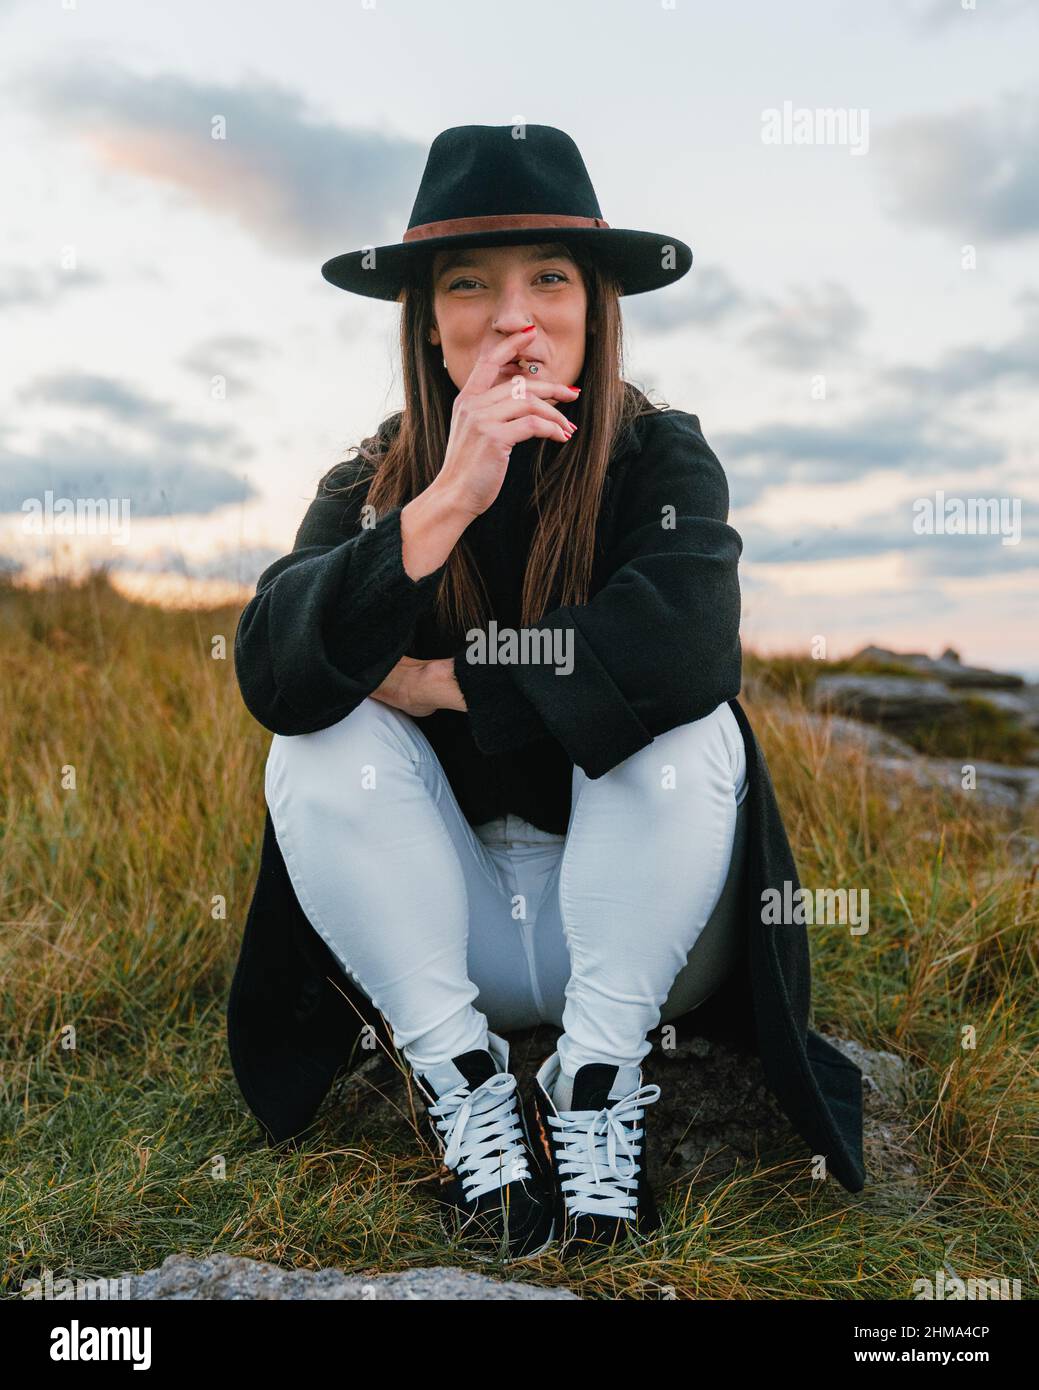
[
  {"xmin": 852, "ymin": 643, "xmax": 930, "ymax": 669},
  {"xmin": 826, "ymin": 716, "xmax": 918, "ymax": 759},
  {"xmin": 644, "ymin": 1032, "xmax": 799, "ymax": 1181},
  {"xmin": 835, "ymin": 649, "xmax": 1039, "ymax": 758},
  {"xmin": 770, "ymin": 706, "xmax": 918, "ymax": 759},
  {"xmin": 873, "ymin": 754, "xmax": 1039, "ymax": 815},
  {"xmin": 118, "ymin": 1253, "xmax": 578, "ymax": 1300},
  {"xmin": 827, "ymin": 1036, "xmax": 907, "ymax": 1103},
  {"xmin": 645, "ymin": 1033, "xmax": 923, "ymax": 1203},
  {"xmin": 968, "ymin": 686, "xmax": 1039, "ymax": 733},
  {"xmin": 813, "ymin": 674, "xmax": 964, "ymax": 731},
  {"xmin": 772, "ymin": 702, "xmax": 1039, "ymax": 819},
  {"xmin": 824, "ymin": 1037, "xmax": 923, "ymax": 1199},
  {"xmin": 850, "ymin": 645, "xmax": 1024, "ymax": 689},
  {"xmin": 962, "ymin": 760, "xmax": 1039, "ymax": 808}
]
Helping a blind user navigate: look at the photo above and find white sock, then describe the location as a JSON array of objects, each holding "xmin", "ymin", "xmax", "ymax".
[
  {"xmin": 552, "ymin": 1059, "xmax": 643, "ymax": 1113},
  {"xmin": 552, "ymin": 1065, "xmax": 576, "ymax": 1112}
]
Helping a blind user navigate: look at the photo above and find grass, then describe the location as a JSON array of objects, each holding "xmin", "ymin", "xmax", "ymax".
[{"xmin": 1, "ymin": 573, "xmax": 1037, "ymax": 1300}]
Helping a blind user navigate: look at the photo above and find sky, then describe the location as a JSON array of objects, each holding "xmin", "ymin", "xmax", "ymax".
[{"xmin": 1, "ymin": 0, "xmax": 1036, "ymax": 675}]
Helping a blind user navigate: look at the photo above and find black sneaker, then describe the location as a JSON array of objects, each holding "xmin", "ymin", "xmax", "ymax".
[
  {"xmin": 533, "ymin": 1051, "xmax": 662, "ymax": 1254},
  {"xmin": 413, "ymin": 1030, "xmax": 555, "ymax": 1261}
]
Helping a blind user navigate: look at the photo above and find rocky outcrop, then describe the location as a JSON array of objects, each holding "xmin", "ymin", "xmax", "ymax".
[
  {"xmin": 800, "ymin": 714, "xmax": 919, "ymax": 760},
  {"xmin": 644, "ymin": 1032, "xmax": 920, "ymax": 1201},
  {"xmin": 815, "ymin": 647, "xmax": 1039, "ymax": 741},
  {"xmin": 967, "ymin": 688, "xmax": 1039, "ymax": 732},
  {"xmin": 813, "ymin": 674, "xmax": 965, "ymax": 731},
  {"xmin": 797, "ymin": 646, "xmax": 1039, "ymax": 818},
  {"xmin": 851, "ymin": 645, "xmax": 1024, "ymax": 690},
  {"xmin": 118, "ymin": 1253, "xmax": 578, "ymax": 1300},
  {"xmin": 872, "ymin": 753, "xmax": 1039, "ymax": 813},
  {"xmin": 773, "ymin": 705, "xmax": 1039, "ymax": 819}
]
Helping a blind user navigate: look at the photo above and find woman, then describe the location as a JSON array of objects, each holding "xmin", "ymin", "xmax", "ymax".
[{"xmin": 228, "ymin": 124, "xmax": 867, "ymax": 1264}]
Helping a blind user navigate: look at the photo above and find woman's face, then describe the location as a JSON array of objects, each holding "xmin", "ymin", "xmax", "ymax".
[{"xmin": 429, "ymin": 241, "xmax": 587, "ymax": 392}]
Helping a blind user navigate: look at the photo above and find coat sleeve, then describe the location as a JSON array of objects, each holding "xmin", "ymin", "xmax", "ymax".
[
  {"xmin": 234, "ymin": 463, "xmax": 449, "ymax": 735},
  {"xmin": 451, "ymin": 412, "xmax": 743, "ymax": 778}
]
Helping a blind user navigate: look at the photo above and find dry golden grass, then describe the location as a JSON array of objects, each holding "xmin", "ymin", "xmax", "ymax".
[{"xmin": 1, "ymin": 574, "xmax": 1036, "ymax": 1299}]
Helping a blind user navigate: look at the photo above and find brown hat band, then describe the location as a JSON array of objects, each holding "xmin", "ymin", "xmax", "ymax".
[{"xmin": 402, "ymin": 212, "xmax": 611, "ymax": 243}]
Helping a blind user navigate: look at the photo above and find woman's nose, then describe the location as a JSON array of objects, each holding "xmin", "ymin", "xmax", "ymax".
[{"xmin": 491, "ymin": 296, "xmax": 536, "ymax": 333}]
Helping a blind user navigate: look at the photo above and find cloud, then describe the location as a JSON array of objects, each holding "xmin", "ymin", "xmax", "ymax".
[
  {"xmin": 879, "ymin": 293, "xmax": 1039, "ymax": 399},
  {"xmin": 906, "ymin": 519, "xmax": 1038, "ymax": 576},
  {"xmin": 624, "ymin": 269, "xmax": 868, "ymax": 373},
  {"xmin": 4, "ymin": 370, "xmax": 256, "ymax": 517},
  {"xmin": 742, "ymin": 580, "xmax": 961, "ymax": 636},
  {"xmin": 904, "ymin": 0, "xmax": 1037, "ymax": 30},
  {"xmin": 180, "ymin": 335, "xmax": 275, "ymax": 395},
  {"xmin": 0, "ymin": 433, "xmax": 255, "ymax": 517},
  {"xmin": 876, "ymin": 88, "xmax": 1039, "ymax": 239},
  {"xmin": 740, "ymin": 506, "xmax": 1038, "ymax": 578},
  {"xmin": 624, "ymin": 265, "xmax": 750, "ymax": 332},
  {"xmin": 714, "ymin": 404, "xmax": 1003, "ymax": 507},
  {"xmin": 741, "ymin": 515, "xmax": 903, "ymax": 567},
  {"xmin": 17, "ymin": 372, "xmax": 236, "ymax": 450},
  {"xmin": 16, "ymin": 63, "xmax": 427, "ymax": 256},
  {"xmin": 0, "ymin": 263, "xmax": 105, "ymax": 309},
  {"xmin": 743, "ymin": 281, "xmax": 869, "ymax": 370}
]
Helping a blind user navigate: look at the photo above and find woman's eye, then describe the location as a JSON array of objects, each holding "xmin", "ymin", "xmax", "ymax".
[{"xmin": 446, "ymin": 271, "xmax": 568, "ymax": 291}]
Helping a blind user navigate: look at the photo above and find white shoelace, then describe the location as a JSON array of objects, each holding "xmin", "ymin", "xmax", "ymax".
[
  {"xmin": 427, "ymin": 1072, "xmax": 532, "ymax": 1202},
  {"xmin": 549, "ymin": 1083, "xmax": 662, "ymax": 1221}
]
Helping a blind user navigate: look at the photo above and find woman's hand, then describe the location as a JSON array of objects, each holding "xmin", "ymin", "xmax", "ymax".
[
  {"xmin": 368, "ymin": 655, "xmax": 467, "ymax": 717},
  {"xmin": 436, "ymin": 326, "xmax": 580, "ymax": 520}
]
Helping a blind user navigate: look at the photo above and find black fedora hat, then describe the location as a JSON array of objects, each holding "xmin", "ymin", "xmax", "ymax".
[{"xmin": 321, "ymin": 123, "xmax": 693, "ymax": 301}]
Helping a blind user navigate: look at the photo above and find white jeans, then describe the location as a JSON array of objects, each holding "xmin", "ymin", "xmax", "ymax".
[{"xmin": 265, "ymin": 696, "xmax": 749, "ymax": 1077}]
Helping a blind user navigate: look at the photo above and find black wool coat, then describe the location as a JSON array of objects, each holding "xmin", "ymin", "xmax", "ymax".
[{"xmin": 226, "ymin": 397, "xmax": 867, "ymax": 1194}]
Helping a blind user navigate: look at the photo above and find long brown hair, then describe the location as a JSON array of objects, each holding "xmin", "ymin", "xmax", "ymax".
[{"xmin": 329, "ymin": 239, "xmax": 666, "ymax": 636}]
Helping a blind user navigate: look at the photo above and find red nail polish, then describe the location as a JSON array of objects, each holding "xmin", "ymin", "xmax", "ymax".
[
  {"xmin": 567, "ymin": 385, "xmax": 581, "ymax": 392},
  {"xmin": 522, "ymin": 324, "xmax": 536, "ymax": 332}
]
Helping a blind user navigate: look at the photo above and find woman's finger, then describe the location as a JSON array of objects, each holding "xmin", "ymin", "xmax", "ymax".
[
  {"xmin": 473, "ymin": 392, "xmax": 577, "ymax": 437},
  {"xmin": 494, "ymin": 414, "xmax": 578, "ymax": 449},
  {"xmin": 464, "ymin": 325, "xmax": 541, "ymax": 396},
  {"xmin": 477, "ymin": 376, "xmax": 579, "ymax": 404}
]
